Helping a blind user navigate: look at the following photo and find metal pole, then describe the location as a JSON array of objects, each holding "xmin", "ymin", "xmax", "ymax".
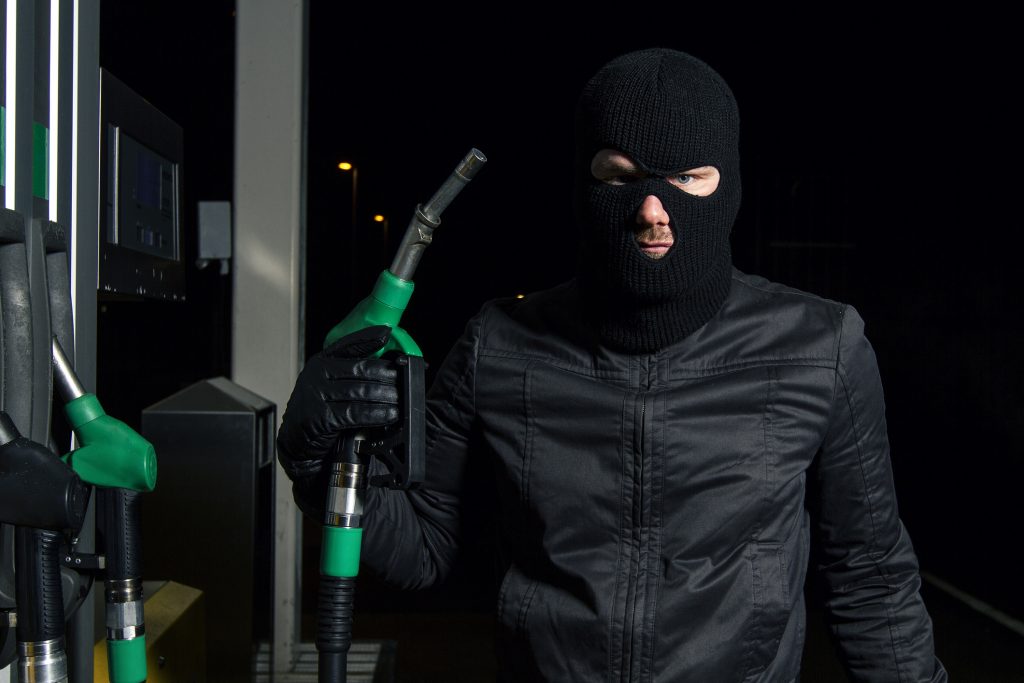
[
  {"xmin": 347, "ymin": 167, "xmax": 357, "ymax": 297},
  {"xmin": 66, "ymin": 0, "xmax": 100, "ymax": 678},
  {"xmin": 350, "ymin": 168, "xmax": 357, "ymax": 238},
  {"xmin": 233, "ymin": 0, "xmax": 308, "ymax": 676}
]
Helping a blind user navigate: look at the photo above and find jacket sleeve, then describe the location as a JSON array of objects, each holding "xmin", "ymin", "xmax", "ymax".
[
  {"xmin": 808, "ymin": 305, "xmax": 947, "ymax": 682},
  {"xmin": 357, "ymin": 306, "xmax": 485, "ymax": 590}
]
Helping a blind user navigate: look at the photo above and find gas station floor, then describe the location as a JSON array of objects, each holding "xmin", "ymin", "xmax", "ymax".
[{"xmin": 335, "ymin": 579, "xmax": 1024, "ymax": 682}]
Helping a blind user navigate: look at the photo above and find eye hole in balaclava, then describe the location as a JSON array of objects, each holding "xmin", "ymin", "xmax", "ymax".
[
  {"xmin": 574, "ymin": 48, "xmax": 741, "ymax": 354},
  {"xmin": 588, "ymin": 154, "xmax": 723, "ymax": 261}
]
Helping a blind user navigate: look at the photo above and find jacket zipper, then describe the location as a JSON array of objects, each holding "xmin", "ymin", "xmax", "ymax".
[{"xmin": 622, "ymin": 359, "xmax": 652, "ymax": 683}]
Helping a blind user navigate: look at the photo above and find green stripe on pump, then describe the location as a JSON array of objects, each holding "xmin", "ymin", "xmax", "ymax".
[{"xmin": 32, "ymin": 122, "xmax": 48, "ymax": 200}]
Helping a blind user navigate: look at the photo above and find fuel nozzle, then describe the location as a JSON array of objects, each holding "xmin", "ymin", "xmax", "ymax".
[
  {"xmin": 52, "ymin": 338, "xmax": 157, "ymax": 492},
  {"xmin": 0, "ymin": 412, "xmax": 89, "ymax": 532},
  {"xmin": 324, "ymin": 148, "xmax": 487, "ymax": 352},
  {"xmin": 52, "ymin": 337, "xmax": 154, "ymax": 682},
  {"xmin": 315, "ymin": 147, "xmax": 485, "ymax": 683},
  {"xmin": 0, "ymin": 413, "xmax": 81, "ymax": 683}
]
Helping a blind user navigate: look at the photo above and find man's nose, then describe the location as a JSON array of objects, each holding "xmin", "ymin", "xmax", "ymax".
[{"xmin": 636, "ymin": 194, "xmax": 669, "ymax": 229}]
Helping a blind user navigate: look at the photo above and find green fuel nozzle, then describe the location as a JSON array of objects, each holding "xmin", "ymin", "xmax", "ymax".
[
  {"xmin": 51, "ymin": 337, "xmax": 151, "ymax": 683},
  {"xmin": 323, "ymin": 270, "xmax": 420, "ymax": 356},
  {"xmin": 315, "ymin": 148, "xmax": 486, "ymax": 683},
  {"xmin": 52, "ymin": 337, "xmax": 156, "ymax": 492},
  {"xmin": 324, "ymin": 148, "xmax": 487, "ymax": 356}
]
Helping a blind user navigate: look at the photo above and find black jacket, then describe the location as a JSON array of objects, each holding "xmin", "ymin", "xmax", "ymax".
[{"xmin": 359, "ymin": 269, "xmax": 947, "ymax": 682}]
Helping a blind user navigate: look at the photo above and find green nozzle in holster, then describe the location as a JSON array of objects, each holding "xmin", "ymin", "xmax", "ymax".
[
  {"xmin": 324, "ymin": 270, "xmax": 423, "ymax": 357},
  {"xmin": 61, "ymin": 394, "xmax": 157, "ymax": 492}
]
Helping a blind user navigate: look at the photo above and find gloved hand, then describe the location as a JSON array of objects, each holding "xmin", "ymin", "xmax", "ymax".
[{"xmin": 277, "ymin": 325, "xmax": 400, "ymax": 519}]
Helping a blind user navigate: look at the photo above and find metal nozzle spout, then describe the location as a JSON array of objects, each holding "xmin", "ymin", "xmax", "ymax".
[
  {"xmin": 0, "ymin": 411, "xmax": 21, "ymax": 445},
  {"xmin": 389, "ymin": 147, "xmax": 487, "ymax": 281},
  {"xmin": 454, "ymin": 148, "xmax": 487, "ymax": 181},
  {"xmin": 52, "ymin": 337, "xmax": 86, "ymax": 402}
]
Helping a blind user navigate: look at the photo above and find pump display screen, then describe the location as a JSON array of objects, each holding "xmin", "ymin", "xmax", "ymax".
[
  {"xmin": 136, "ymin": 153, "xmax": 161, "ymax": 210},
  {"xmin": 106, "ymin": 127, "xmax": 179, "ymax": 261},
  {"xmin": 99, "ymin": 69, "xmax": 185, "ymax": 300}
]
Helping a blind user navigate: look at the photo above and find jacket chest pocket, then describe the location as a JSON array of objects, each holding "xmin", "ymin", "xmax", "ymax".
[
  {"xmin": 658, "ymin": 368, "xmax": 774, "ymax": 547},
  {"xmin": 661, "ymin": 364, "xmax": 838, "ymax": 549},
  {"xmin": 485, "ymin": 361, "xmax": 630, "ymax": 543}
]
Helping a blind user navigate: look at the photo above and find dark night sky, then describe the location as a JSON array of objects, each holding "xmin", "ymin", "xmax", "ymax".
[
  {"xmin": 98, "ymin": 3, "xmax": 1022, "ymax": 623},
  {"xmin": 306, "ymin": 11, "xmax": 1020, "ymax": 361}
]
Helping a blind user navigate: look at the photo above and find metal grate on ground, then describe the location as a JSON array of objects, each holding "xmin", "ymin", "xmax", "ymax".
[{"xmin": 254, "ymin": 640, "xmax": 396, "ymax": 683}]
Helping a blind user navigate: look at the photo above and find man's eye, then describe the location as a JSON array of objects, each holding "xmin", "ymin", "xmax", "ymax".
[
  {"xmin": 670, "ymin": 174, "xmax": 694, "ymax": 185},
  {"xmin": 603, "ymin": 175, "xmax": 639, "ymax": 186}
]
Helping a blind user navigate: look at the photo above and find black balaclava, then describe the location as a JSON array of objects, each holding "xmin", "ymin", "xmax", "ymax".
[{"xmin": 574, "ymin": 48, "xmax": 741, "ymax": 354}]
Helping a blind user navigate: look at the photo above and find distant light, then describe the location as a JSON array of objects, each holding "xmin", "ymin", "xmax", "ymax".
[
  {"xmin": 338, "ymin": 162, "xmax": 353, "ymax": 171},
  {"xmin": 515, "ymin": 294, "xmax": 525, "ymax": 299},
  {"xmin": 373, "ymin": 214, "xmax": 385, "ymax": 223}
]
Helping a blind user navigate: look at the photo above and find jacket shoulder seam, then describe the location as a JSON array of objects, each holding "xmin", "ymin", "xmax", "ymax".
[
  {"xmin": 479, "ymin": 348, "xmax": 631, "ymax": 381},
  {"xmin": 671, "ymin": 357, "xmax": 835, "ymax": 379},
  {"xmin": 731, "ymin": 274, "xmax": 845, "ymax": 308}
]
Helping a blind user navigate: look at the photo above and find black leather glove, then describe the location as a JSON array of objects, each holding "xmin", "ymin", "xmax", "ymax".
[{"xmin": 277, "ymin": 325, "xmax": 400, "ymax": 519}]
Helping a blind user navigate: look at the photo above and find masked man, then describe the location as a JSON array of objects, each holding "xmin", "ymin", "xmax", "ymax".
[{"xmin": 279, "ymin": 48, "xmax": 947, "ymax": 682}]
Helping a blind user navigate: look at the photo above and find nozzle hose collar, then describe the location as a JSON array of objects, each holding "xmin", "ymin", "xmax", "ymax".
[
  {"xmin": 105, "ymin": 578, "xmax": 142, "ymax": 604},
  {"xmin": 325, "ymin": 462, "xmax": 366, "ymax": 529},
  {"xmin": 18, "ymin": 638, "xmax": 68, "ymax": 683}
]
